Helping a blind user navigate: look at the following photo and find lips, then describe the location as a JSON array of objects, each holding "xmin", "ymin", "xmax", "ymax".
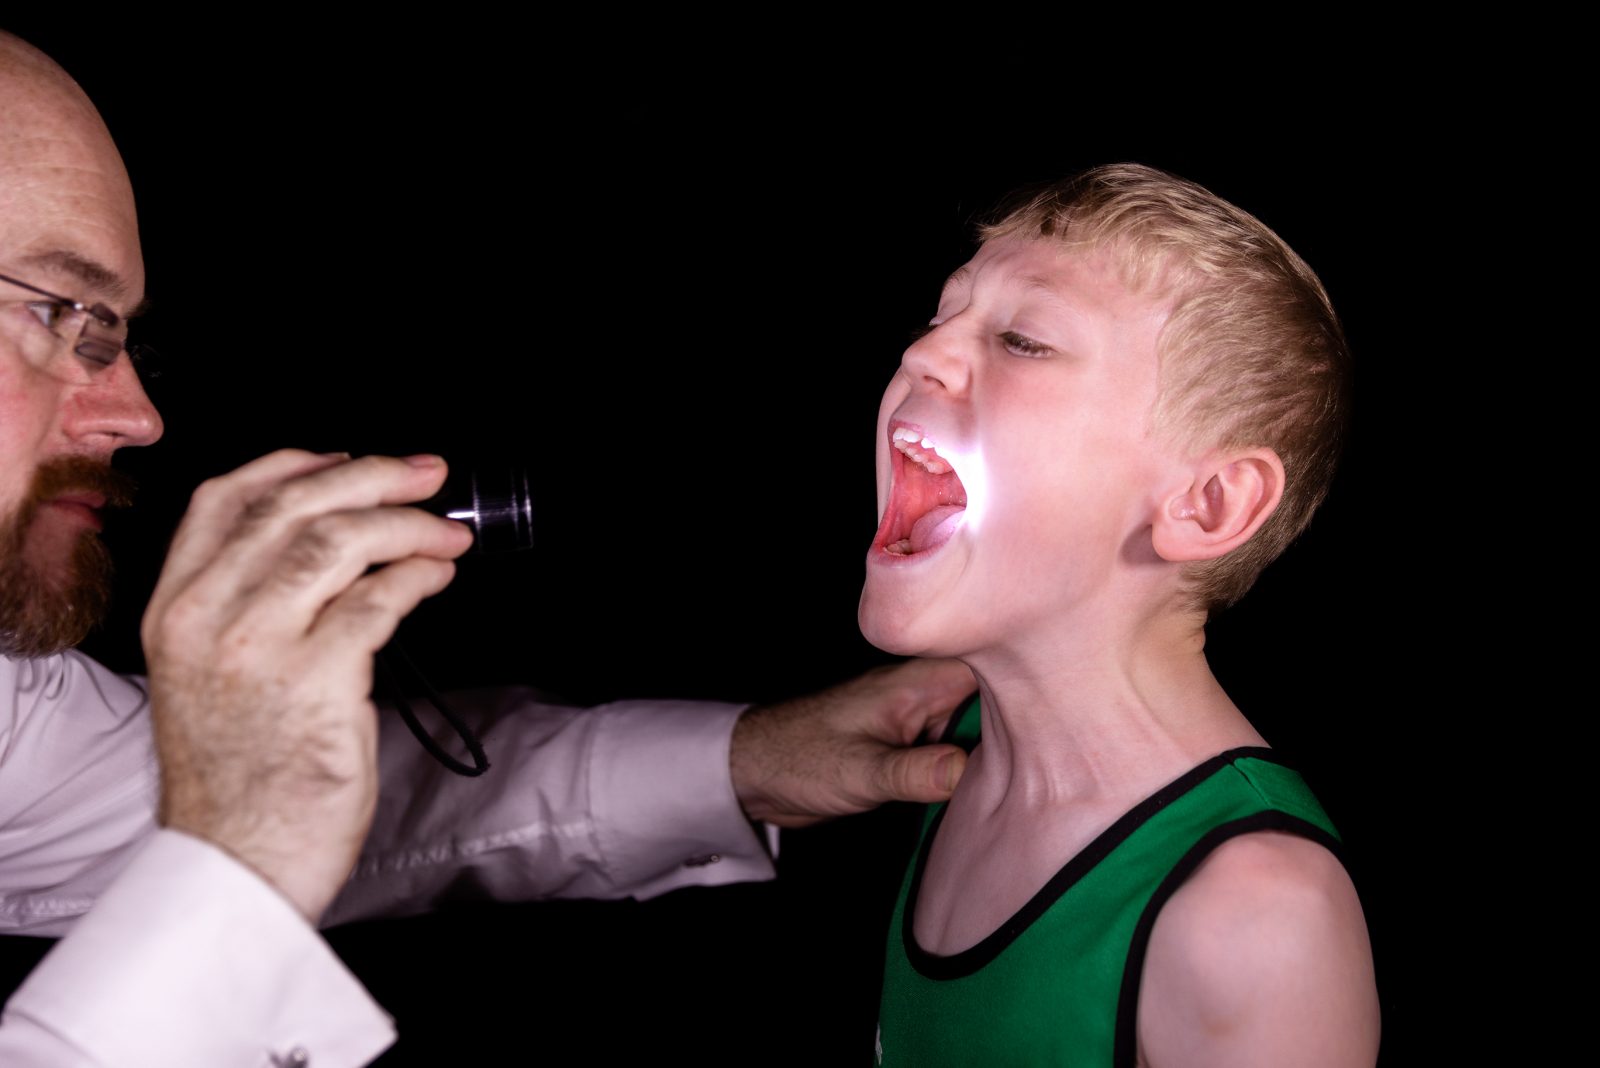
[
  {"xmin": 51, "ymin": 492, "xmax": 108, "ymax": 510},
  {"xmin": 873, "ymin": 422, "xmax": 968, "ymax": 559},
  {"xmin": 44, "ymin": 493, "xmax": 107, "ymax": 531}
]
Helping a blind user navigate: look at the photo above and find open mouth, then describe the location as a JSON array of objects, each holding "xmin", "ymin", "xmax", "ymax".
[{"xmin": 874, "ymin": 425, "xmax": 968, "ymax": 557}]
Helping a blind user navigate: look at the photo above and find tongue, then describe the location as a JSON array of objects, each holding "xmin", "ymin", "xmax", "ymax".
[{"xmin": 909, "ymin": 505, "xmax": 964, "ymax": 553}]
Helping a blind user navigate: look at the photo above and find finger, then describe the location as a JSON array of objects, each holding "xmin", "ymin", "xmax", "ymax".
[
  {"xmin": 150, "ymin": 449, "xmax": 352, "ymax": 611},
  {"xmin": 224, "ymin": 454, "xmax": 453, "ymax": 548},
  {"xmin": 228, "ymin": 507, "xmax": 474, "ymax": 639},
  {"xmin": 176, "ymin": 454, "xmax": 450, "ymax": 577},
  {"xmin": 185, "ymin": 448, "xmax": 354, "ymax": 532},
  {"xmin": 232, "ymin": 450, "xmax": 460, "ymax": 521},
  {"xmin": 875, "ymin": 658, "xmax": 976, "ymax": 742},
  {"xmin": 158, "ymin": 455, "xmax": 457, "ymax": 620},
  {"xmin": 906, "ymin": 658, "xmax": 978, "ymax": 703},
  {"xmin": 311, "ymin": 556, "xmax": 459, "ymax": 656},
  {"xmin": 913, "ymin": 658, "xmax": 978, "ymax": 740},
  {"xmin": 869, "ymin": 743, "xmax": 968, "ymax": 807}
]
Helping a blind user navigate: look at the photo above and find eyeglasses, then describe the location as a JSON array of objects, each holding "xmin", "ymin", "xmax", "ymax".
[{"xmin": 0, "ymin": 270, "xmax": 160, "ymax": 383}]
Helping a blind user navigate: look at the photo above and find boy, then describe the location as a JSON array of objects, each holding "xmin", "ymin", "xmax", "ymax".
[{"xmin": 864, "ymin": 165, "xmax": 1378, "ymax": 1066}]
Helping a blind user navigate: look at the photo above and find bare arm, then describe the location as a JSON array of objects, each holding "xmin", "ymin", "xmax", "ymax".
[{"xmin": 1137, "ymin": 831, "xmax": 1380, "ymax": 1068}]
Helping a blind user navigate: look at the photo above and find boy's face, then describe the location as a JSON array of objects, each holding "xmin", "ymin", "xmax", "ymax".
[{"xmin": 859, "ymin": 236, "xmax": 1178, "ymax": 659}]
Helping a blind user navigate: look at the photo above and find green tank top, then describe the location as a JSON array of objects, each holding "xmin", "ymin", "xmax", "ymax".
[{"xmin": 876, "ymin": 698, "xmax": 1342, "ymax": 1067}]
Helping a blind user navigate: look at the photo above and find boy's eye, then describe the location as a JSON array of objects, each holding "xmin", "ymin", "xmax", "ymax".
[{"xmin": 1000, "ymin": 331, "xmax": 1052, "ymax": 358}]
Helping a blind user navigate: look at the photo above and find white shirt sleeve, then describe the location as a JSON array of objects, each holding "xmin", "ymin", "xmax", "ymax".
[
  {"xmin": 0, "ymin": 653, "xmax": 160, "ymax": 937},
  {"xmin": 324, "ymin": 688, "xmax": 776, "ymax": 925},
  {"xmin": 0, "ymin": 831, "xmax": 394, "ymax": 1068},
  {"xmin": 0, "ymin": 651, "xmax": 777, "ymax": 1065}
]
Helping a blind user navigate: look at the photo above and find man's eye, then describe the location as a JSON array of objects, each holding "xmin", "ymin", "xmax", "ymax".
[
  {"xmin": 25, "ymin": 301, "xmax": 71, "ymax": 332},
  {"xmin": 1000, "ymin": 331, "xmax": 1052, "ymax": 358}
]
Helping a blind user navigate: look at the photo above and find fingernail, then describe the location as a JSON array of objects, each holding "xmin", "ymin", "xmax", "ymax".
[
  {"xmin": 404, "ymin": 454, "xmax": 445, "ymax": 468},
  {"xmin": 939, "ymin": 752, "xmax": 960, "ymax": 792},
  {"xmin": 319, "ymin": 451, "xmax": 352, "ymax": 461}
]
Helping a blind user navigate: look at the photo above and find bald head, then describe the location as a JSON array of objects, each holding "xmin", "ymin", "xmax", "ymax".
[
  {"xmin": 0, "ymin": 31, "xmax": 143, "ymax": 310},
  {"xmin": 0, "ymin": 32, "xmax": 102, "ymax": 119}
]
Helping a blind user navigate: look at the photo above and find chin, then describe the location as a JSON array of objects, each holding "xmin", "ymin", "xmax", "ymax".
[
  {"xmin": 857, "ymin": 586, "xmax": 951, "ymax": 658},
  {"xmin": 0, "ymin": 525, "xmax": 114, "ymax": 659},
  {"xmin": 858, "ymin": 586, "xmax": 907, "ymax": 655},
  {"xmin": 859, "ymin": 617, "xmax": 917, "ymax": 657}
]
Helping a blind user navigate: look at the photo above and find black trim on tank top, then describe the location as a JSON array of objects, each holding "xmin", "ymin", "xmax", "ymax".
[
  {"xmin": 1110, "ymin": 811, "xmax": 1348, "ymax": 1068},
  {"xmin": 903, "ymin": 746, "xmax": 1282, "ymax": 980}
]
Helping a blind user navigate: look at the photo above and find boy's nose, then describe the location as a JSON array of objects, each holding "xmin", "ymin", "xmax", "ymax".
[
  {"xmin": 61, "ymin": 356, "xmax": 165, "ymax": 451},
  {"xmin": 900, "ymin": 323, "xmax": 971, "ymax": 397}
]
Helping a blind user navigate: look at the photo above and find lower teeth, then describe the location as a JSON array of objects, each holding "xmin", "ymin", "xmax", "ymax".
[{"xmin": 887, "ymin": 539, "xmax": 914, "ymax": 555}]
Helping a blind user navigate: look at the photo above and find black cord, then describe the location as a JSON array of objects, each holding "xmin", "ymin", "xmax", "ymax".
[{"xmin": 375, "ymin": 640, "xmax": 491, "ymax": 776}]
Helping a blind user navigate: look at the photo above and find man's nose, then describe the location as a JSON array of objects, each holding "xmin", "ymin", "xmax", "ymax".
[
  {"xmin": 61, "ymin": 356, "xmax": 164, "ymax": 449},
  {"xmin": 899, "ymin": 322, "xmax": 971, "ymax": 397}
]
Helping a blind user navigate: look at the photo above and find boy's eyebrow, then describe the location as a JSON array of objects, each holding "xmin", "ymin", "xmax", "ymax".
[
  {"xmin": 941, "ymin": 267, "xmax": 1070, "ymax": 306},
  {"xmin": 1021, "ymin": 275, "xmax": 1073, "ymax": 306},
  {"xmin": 941, "ymin": 266, "xmax": 973, "ymax": 295}
]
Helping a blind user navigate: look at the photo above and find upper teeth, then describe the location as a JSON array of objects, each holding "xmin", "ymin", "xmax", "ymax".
[{"xmin": 892, "ymin": 427, "xmax": 952, "ymax": 474}]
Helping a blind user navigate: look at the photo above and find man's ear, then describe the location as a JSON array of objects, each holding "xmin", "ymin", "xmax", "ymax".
[{"xmin": 1151, "ymin": 449, "xmax": 1285, "ymax": 563}]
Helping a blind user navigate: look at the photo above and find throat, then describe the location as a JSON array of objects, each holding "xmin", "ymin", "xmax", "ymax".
[
  {"xmin": 888, "ymin": 504, "xmax": 965, "ymax": 555},
  {"xmin": 879, "ymin": 449, "xmax": 968, "ymax": 557}
]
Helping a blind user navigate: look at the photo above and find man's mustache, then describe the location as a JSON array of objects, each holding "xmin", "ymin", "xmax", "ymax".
[{"xmin": 27, "ymin": 456, "xmax": 137, "ymax": 512}]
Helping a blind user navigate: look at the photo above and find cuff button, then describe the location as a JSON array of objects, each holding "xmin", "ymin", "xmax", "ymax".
[{"xmin": 684, "ymin": 853, "xmax": 722, "ymax": 867}]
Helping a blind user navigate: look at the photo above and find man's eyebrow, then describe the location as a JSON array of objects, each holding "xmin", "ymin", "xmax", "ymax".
[{"xmin": 19, "ymin": 249, "xmax": 146, "ymax": 317}]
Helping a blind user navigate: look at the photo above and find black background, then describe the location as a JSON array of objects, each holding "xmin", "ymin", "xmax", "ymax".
[{"xmin": 2, "ymin": 20, "xmax": 1463, "ymax": 1065}]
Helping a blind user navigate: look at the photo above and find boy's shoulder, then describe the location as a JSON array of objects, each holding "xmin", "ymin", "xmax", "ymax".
[{"xmin": 1136, "ymin": 830, "xmax": 1379, "ymax": 1067}]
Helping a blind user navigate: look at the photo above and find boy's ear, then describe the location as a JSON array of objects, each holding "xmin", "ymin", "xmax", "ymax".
[{"xmin": 1151, "ymin": 449, "xmax": 1285, "ymax": 563}]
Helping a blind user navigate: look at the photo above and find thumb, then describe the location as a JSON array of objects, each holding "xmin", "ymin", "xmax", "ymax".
[{"xmin": 872, "ymin": 743, "xmax": 968, "ymax": 805}]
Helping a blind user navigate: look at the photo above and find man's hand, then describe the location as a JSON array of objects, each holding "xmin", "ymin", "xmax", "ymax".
[
  {"xmin": 141, "ymin": 450, "xmax": 474, "ymax": 922},
  {"xmin": 730, "ymin": 658, "xmax": 975, "ymax": 827}
]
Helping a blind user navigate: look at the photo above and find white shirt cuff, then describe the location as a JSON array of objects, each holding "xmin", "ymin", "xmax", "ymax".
[
  {"xmin": 588, "ymin": 700, "xmax": 777, "ymax": 898},
  {"xmin": 3, "ymin": 829, "xmax": 394, "ymax": 1068}
]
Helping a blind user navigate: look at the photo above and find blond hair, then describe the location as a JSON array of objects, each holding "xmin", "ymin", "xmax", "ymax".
[{"xmin": 982, "ymin": 164, "xmax": 1351, "ymax": 612}]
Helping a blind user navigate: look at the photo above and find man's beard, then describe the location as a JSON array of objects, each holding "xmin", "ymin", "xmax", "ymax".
[{"xmin": 0, "ymin": 457, "xmax": 136, "ymax": 659}]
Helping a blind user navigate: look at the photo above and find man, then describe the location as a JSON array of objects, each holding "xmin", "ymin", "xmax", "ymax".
[{"xmin": 0, "ymin": 31, "xmax": 971, "ymax": 1065}]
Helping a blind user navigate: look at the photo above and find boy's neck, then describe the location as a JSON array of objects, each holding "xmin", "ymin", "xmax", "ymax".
[{"xmin": 957, "ymin": 604, "xmax": 1265, "ymax": 813}]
